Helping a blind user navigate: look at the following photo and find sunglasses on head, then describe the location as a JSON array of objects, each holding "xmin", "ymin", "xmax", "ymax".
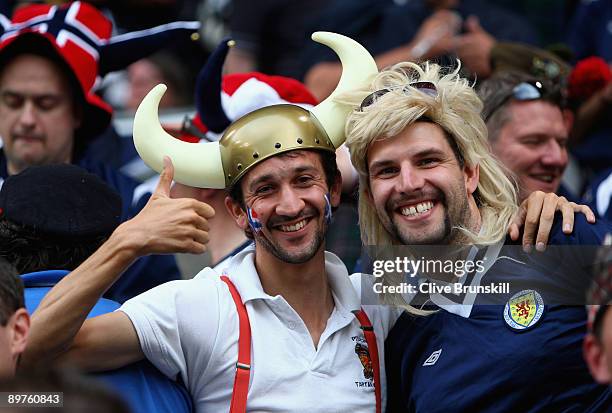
[
  {"xmin": 484, "ymin": 80, "xmax": 561, "ymax": 121},
  {"xmin": 359, "ymin": 81, "xmax": 438, "ymax": 111}
]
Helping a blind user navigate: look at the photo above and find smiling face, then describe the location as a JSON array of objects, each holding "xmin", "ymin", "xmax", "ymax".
[
  {"xmin": 227, "ymin": 150, "xmax": 340, "ymax": 264},
  {"xmin": 0, "ymin": 54, "xmax": 81, "ymax": 175},
  {"xmin": 366, "ymin": 122, "xmax": 479, "ymax": 245},
  {"xmin": 492, "ymin": 100, "xmax": 568, "ymax": 201}
]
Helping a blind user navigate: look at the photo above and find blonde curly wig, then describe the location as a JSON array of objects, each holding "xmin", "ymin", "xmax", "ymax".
[{"xmin": 340, "ymin": 61, "xmax": 518, "ymax": 247}]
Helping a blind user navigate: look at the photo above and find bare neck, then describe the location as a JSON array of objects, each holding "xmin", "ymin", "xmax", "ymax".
[{"xmin": 254, "ymin": 244, "xmax": 334, "ymax": 348}]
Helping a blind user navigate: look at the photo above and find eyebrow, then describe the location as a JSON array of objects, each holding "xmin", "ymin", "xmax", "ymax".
[
  {"xmin": 0, "ymin": 90, "xmax": 62, "ymax": 100},
  {"xmin": 247, "ymin": 165, "xmax": 319, "ymax": 192},
  {"xmin": 369, "ymin": 148, "xmax": 448, "ymax": 170}
]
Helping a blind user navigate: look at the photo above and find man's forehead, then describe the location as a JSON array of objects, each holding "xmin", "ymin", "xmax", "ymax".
[
  {"xmin": 504, "ymin": 100, "xmax": 567, "ymax": 136},
  {"xmin": 367, "ymin": 122, "xmax": 451, "ymax": 164},
  {"xmin": 508, "ymin": 98, "xmax": 563, "ymax": 119},
  {"xmin": 0, "ymin": 54, "xmax": 69, "ymax": 89}
]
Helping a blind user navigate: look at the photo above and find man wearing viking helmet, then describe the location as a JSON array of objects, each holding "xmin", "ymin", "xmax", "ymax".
[
  {"xmin": 21, "ymin": 32, "xmax": 400, "ymax": 413},
  {"xmin": 169, "ymin": 38, "xmax": 358, "ymax": 271}
]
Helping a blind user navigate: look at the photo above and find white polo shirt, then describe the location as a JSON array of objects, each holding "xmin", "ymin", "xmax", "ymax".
[{"xmin": 120, "ymin": 246, "xmax": 400, "ymax": 413}]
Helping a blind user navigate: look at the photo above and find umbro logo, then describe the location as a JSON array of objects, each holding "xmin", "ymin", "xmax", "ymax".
[{"xmin": 422, "ymin": 349, "xmax": 442, "ymax": 366}]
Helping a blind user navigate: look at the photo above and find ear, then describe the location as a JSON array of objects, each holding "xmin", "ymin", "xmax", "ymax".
[
  {"xmin": 583, "ymin": 333, "xmax": 611, "ymax": 384},
  {"xmin": 9, "ymin": 309, "xmax": 29, "ymax": 360},
  {"xmin": 463, "ymin": 162, "xmax": 480, "ymax": 195},
  {"xmin": 225, "ymin": 195, "xmax": 248, "ymax": 230}
]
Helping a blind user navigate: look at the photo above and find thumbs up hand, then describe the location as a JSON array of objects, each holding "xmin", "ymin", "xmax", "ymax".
[
  {"xmin": 453, "ymin": 16, "xmax": 495, "ymax": 77},
  {"xmin": 116, "ymin": 156, "xmax": 215, "ymax": 256}
]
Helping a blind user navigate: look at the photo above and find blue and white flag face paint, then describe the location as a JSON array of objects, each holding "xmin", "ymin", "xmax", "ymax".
[
  {"xmin": 324, "ymin": 193, "xmax": 333, "ymax": 225},
  {"xmin": 247, "ymin": 207, "xmax": 263, "ymax": 233}
]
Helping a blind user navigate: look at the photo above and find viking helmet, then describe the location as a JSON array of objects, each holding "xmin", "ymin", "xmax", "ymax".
[{"xmin": 133, "ymin": 31, "xmax": 377, "ymax": 189}]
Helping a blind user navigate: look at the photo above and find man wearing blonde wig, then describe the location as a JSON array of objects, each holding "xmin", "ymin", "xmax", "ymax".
[{"xmin": 344, "ymin": 62, "xmax": 612, "ymax": 411}]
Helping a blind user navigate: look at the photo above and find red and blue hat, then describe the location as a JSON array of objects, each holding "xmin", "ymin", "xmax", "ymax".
[
  {"xmin": 182, "ymin": 39, "xmax": 318, "ymax": 143},
  {"xmin": 0, "ymin": 1, "xmax": 200, "ymax": 138}
]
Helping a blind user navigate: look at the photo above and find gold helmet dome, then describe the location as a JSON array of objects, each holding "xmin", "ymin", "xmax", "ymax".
[{"xmin": 133, "ymin": 31, "xmax": 377, "ymax": 189}]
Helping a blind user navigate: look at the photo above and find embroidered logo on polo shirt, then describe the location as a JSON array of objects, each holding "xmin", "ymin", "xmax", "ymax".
[
  {"xmin": 423, "ymin": 348, "xmax": 442, "ymax": 366},
  {"xmin": 503, "ymin": 289, "xmax": 544, "ymax": 331},
  {"xmin": 352, "ymin": 336, "xmax": 374, "ymax": 388}
]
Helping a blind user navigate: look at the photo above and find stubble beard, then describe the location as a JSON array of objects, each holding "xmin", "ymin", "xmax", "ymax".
[
  {"xmin": 254, "ymin": 217, "xmax": 327, "ymax": 264},
  {"xmin": 383, "ymin": 187, "xmax": 472, "ymax": 246}
]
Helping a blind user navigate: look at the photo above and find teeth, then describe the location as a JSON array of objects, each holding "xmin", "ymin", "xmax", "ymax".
[
  {"xmin": 533, "ymin": 175, "xmax": 554, "ymax": 183},
  {"xmin": 401, "ymin": 201, "xmax": 433, "ymax": 217},
  {"xmin": 280, "ymin": 219, "xmax": 307, "ymax": 232}
]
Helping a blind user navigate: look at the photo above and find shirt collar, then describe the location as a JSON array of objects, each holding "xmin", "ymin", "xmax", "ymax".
[{"xmin": 222, "ymin": 246, "xmax": 360, "ymax": 313}]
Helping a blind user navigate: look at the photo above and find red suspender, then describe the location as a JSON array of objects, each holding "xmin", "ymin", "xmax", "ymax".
[
  {"xmin": 220, "ymin": 275, "xmax": 251, "ymax": 413},
  {"xmin": 353, "ymin": 309, "xmax": 382, "ymax": 413},
  {"xmin": 220, "ymin": 275, "xmax": 381, "ymax": 413}
]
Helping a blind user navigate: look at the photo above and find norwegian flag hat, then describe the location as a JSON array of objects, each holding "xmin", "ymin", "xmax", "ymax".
[
  {"xmin": 0, "ymin": 2, "xmax": 113, "ymax": 137},
  {"xmin": 0, "ymin": 1, "xmax": 200, "ymax": 139},
  {"xmin": 181, "ymin": 39, "xmax": 318, "ymax": 143}
]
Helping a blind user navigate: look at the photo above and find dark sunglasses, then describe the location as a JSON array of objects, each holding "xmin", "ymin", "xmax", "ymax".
[
  {"xmin": 359, "ymin": 81, "xmax": 438, "ymax": 111},
  {"xmin": 484, "ymin": 81, "xmax": 562, "ymax": 121}
]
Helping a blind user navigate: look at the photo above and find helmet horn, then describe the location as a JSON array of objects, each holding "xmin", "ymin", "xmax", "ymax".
[
  {"xmin": 309, "ymin": 31, "xmax": 377, "ymax": 148},
  {"xmin": 133, "ymin": 84, "xmax": 225, "ymax": 188}
]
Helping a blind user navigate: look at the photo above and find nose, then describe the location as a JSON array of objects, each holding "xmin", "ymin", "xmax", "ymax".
[
  {"xmin": 396, "ymin": 163, "xmax": 425, "ymax": 194},
  {"xmin": 275, "ymin": 185, "xmax": 305, "ymax": 217},
  {"xmin": 541, "ymin": 139, "xmax": 567, "ymax": 169},
  {"xmin": 17, "ymin": 101, "xmax": 36, "ymax": 128}
]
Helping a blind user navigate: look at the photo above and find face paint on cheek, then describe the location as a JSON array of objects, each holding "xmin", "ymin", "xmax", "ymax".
[
  {"xmin": 324, "ymin": 193, "xmax": 333, "ymax": 225},
  {"xmin": 246, "ymin": 206, "xmax": 263, "ymax": 233}
]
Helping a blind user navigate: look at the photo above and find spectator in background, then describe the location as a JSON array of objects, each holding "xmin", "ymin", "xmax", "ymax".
[
  {"xmin": 478, "ymin": 71, "xmax": 574, "ymax": 202},
  {"xmin": 0, "ymin": 2, "xmax": 200, "ymax": 301},
  {"xmin": 303, "ymin": 0, "xmax": 539, "ymax": 100},
  {"xmin": 0, "ymin": 258, "xmax": 27, "ymax": 379},
  {"xmin": 126, "ymin": 51, "xmax": 192, "ymax": 112},
  {"xmin": 0, "ymin": 164, "xmax": 192, "ymax": 413},
  {"xmin": 584, "ymin": 236, "xmax": 612, "ymax": 386}
]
